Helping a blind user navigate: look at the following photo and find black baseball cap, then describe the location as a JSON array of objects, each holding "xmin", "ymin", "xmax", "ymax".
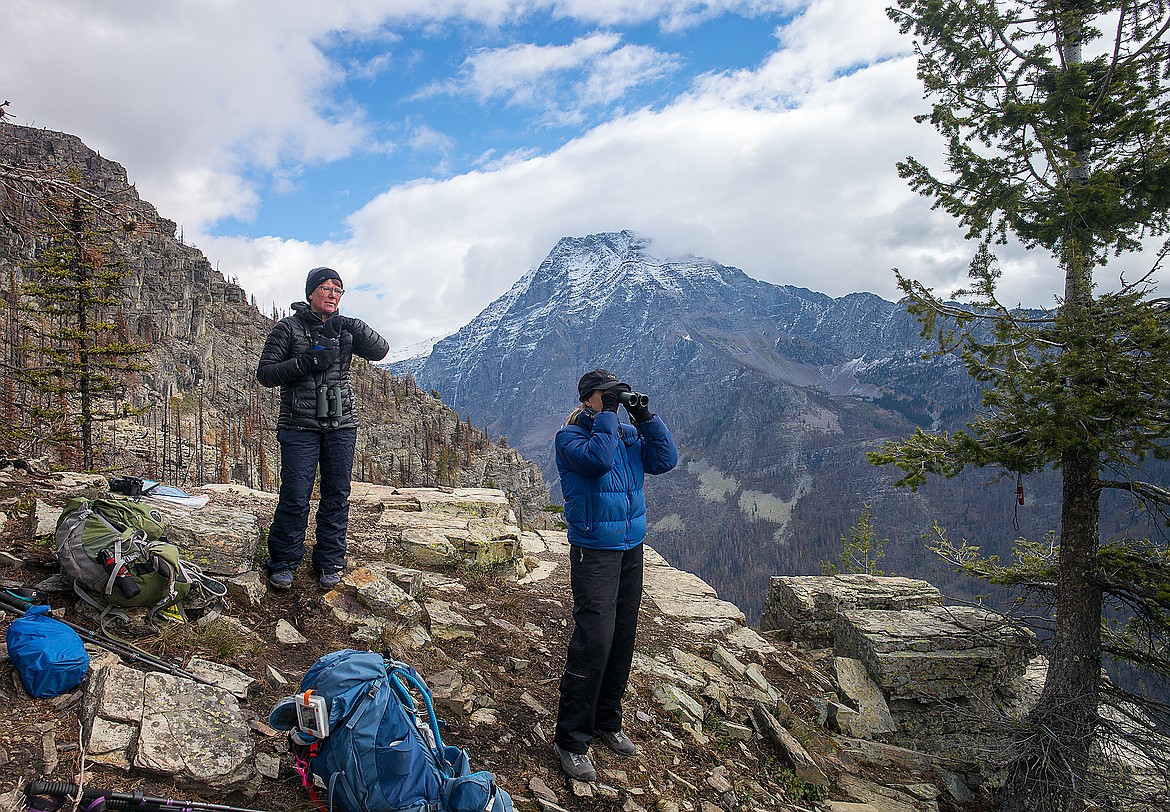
[{"xmin": 577, "ymin": 369, "xmax": 623, "ymax": 401}]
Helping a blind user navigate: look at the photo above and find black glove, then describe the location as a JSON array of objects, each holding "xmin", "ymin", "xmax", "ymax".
[
  {"xmin": 601, "ymin": 385, "xmax": 627, "ymax": 413},
  {"xmin": 298, "ymin": 345, "xmax": 336, "ymax": 373},
  {"xmin": 321, "ymin": 314, "xmax": 351, "ymax": 339},
  {"xmin": 625, "ymin": 399, "xmax": 653, "ymax": 423}
]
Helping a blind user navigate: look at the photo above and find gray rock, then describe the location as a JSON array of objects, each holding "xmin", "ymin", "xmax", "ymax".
[
  {"xmin": 30, "ymin": 498, "xmax": 60, "ymax": 538},
  {"xmin": 33, "ymin": 573, "xmax": 73, "ymax": 593},
  {"xmin": 520, "ymin": 691, "xmax": 551, "ymax": 717},
  {"xmin": 135, "ymin": 672, "xmax": 255, "ymax": 788},
  {"xmin": 225, "ymin": 571, "xmax": 266, "ymax": 608},
  {"xmin": 185, "ymin": 658, "xmax": 255, "ymax": 699},
  {"xmin": 321, "ymin": 567, "xmax": 430, "ymax": 647},
  {"xmin": 425, "ymin": 598, "xmax": 477, "ymax": 640},
  {"xmin": 643, "ymin": 547, "xmax": 745, "ymax": 627},
  {"xmin": 833, "ymin": 736, "xmax": 955, "ymax": 772},
  {"xmin": 836, "ymin": 774, "xmax": 938, "ymax": 812},
  {"xmin": 356, "ymin": 486, "xmax": 524, "ymax": 569},
  {"xmin": 834, "ymin": 605, "xmax": 1036, "ymax": 701},
  {"xmin": 749, "ymin": 703, "xmax": 827, "ymax": 786},
  {"xmin": 84, "ymin": 662, "xmax": 146, "ymax": 726},
  {"xmin": 653, "ymin": 684, "xmax": 705, "ymax": 726},
  {"xmin": 428, "ymin": 669, "xmax": 475, "ymax": 716},
  {"xmin": 86, "ymin": 717, "xmax": 136, "ymax": 770},
  {"xmin": 529, "ymin": 777, "xmax": 560, "ymax": 804},
  {"xmin": 152, "ymin": 500, "xmax": 260, "ymax": 576},
  {"xmin": 760, "ymin": 574, "xmax": 943, "ymax": 644},
  {"xmin": 255, "ymin": 751, "xmax": 282, "ymax": 779},
  {"xmin": 82, "ymin": 660, "xmax": 254, "ymax": 789},
  {"xmin": 833, "ymin": 657, "xmax": 896, "ymax": 737},
  {"xmin": 274, "ymin": 619, "xmax": 307, "ymax": 645},
  {"xmin": 40, "ymin": 730, "xmax": 58, "ymax": 774},
  {"xmin": 706, "ymin": 766, "xmax": 733, "ymax": 793},
  {"xmin": 632, "ymin": 652, "xmax": 705, "ymax": 692},
  {"xmin": 711, "ymin": 645, "xmax": 747, "ymax": 678}
]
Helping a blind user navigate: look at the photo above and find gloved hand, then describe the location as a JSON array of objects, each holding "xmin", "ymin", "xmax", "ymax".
[
  {"xmin": 625, "ymin": 399, "xmax": 653, "ymax": 424},
  {"xmin": 601, "ymin": 384, "xmax": 629, "ymax": 413},
  {"xmin": 298, "ymin": 345, "xmax": 336, "ymax": 373},
  {"xmin": 321, "ymin": 314, "xmax": 351, "ymax": 339}
]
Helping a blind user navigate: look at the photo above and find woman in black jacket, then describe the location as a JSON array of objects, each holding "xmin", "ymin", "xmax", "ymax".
[{"xmin": 256, "ymin": 267, "xmax": 389, "ymax": 590}]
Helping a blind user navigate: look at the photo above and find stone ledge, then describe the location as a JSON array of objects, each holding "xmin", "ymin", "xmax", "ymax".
[
  {"xmin": 834, "ymin": 606, "xmax": 1036, "ymax": 701},
  {"xmin": 760, "ymin": 575, "xmax": 942, "ymax": 644}
]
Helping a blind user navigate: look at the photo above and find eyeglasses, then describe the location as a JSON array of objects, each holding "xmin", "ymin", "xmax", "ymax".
[{"xmin": 318, "ymin": 285, "xmax": 344, "ymax": 297}]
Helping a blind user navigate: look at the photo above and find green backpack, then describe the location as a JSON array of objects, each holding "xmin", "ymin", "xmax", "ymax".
[{"xmin": 54, "ymin": 497, "xmax": 226, "ymax": 631}]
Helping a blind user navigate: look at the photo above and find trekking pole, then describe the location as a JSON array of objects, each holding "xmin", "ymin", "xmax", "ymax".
[
  {"xmin": 26, "ymin": 781, "xmax": 270, "ymax": 812},
  {"xmin": 0, "ymin": 589, "xmax": 214, "ymax": 687}
]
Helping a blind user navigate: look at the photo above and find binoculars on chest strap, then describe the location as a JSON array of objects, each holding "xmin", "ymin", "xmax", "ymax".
[{"xmin": 316, "ymin": 383, "xmax": 344, "ymax": 426}]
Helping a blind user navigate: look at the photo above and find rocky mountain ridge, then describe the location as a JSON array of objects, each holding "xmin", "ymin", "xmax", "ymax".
[{"xmin": 396, "ymin": 231, "xmax": 1059, "ymax": 619}]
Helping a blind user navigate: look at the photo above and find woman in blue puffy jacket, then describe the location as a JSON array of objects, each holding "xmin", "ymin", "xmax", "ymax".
[{"xmin": 552, "ymin": 369, "xmax": 678, "ymax": 782}]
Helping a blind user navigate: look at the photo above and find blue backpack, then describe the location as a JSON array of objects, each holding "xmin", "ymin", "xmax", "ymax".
[{"xmin": 270, "ymin": 649, "xmax": 514, "ymax": 812}]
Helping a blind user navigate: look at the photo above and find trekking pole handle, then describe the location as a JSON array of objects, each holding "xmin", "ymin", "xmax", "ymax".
[
  {"xmin": 27, "ymin": 780, "xmax": 74, "ymax": 797},
  {"xmin": 27, "ymin": 781, "xmax": 271, "ymax": 812},
  {"xmin": 0, "ymin": 589, "xmax": 34, "ymax": 612}
]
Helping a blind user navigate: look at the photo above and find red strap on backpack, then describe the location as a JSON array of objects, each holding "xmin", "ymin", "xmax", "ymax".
[{"xmin": 291, "ymin": 739, "xmax": 327, "ymax": 812}]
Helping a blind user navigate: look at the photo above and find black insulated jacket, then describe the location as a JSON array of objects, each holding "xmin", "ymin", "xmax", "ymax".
[{"xmin": 256, "ymin": 302, "xmax": 390, "ymax": 431}]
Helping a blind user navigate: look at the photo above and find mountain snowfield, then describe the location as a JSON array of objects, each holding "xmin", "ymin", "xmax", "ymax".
[{"xmin": 395, "ymin": 230, "xmax": 1062, "ymax": 619}]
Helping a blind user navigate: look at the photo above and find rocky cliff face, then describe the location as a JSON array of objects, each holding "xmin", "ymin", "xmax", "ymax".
[
  {"xmin": 398, "ymin": 231, "xmax": 1064, "ymax": 619},
  {"xmin": 0, "ymin": 123, "xmax": 550, "ymax": 523}
]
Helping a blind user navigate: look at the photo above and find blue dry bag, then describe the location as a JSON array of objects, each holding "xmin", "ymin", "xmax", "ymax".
[{"xmin": 6, "ymin": 604, "xmax": 90, "ymax": 698}]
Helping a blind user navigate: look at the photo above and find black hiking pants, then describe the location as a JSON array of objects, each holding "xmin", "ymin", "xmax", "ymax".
[
  {"xmin": 555, "ymin": 543, "xmax": 644, "ymax": 754},
  {"xmin": 265, "ymin": 426, "xmax": 356, "ymax": 576}
]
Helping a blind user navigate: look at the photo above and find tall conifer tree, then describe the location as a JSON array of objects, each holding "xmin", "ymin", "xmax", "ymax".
[
  {"xmin": 17, "ymin": 191, "xmax": 150, "ymax": 469},
  {"xmin": 874, "ymin": 2, "xmax": 1170, "ymax": 809}
]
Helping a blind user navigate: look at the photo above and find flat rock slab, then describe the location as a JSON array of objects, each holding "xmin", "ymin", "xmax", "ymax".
[
  {"xmin": 644, "ymin": 547, "xmax": 745, "ymax": 625},
  {"xmin": 154, "ymin": 500, "xmax": 261, "ymax": 576},
  {"xmin": 834, "ymin": 606, "xmax": 1036, "ymax": 700},
  {"xmin": 350, "ymin": 484, "xmax": 514, "ymax": 521},
  {"xmin": 84, "ymin": 662, "xmax": 254, "ymax": 789},
  {"xmin": 760, "ymin": 575, "xmax": 942, "ymax": 644}
]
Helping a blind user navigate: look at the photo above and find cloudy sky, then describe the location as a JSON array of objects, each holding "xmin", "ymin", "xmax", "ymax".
[{"xmin": 5, "ymin": 0, "xmax": 1153, "ymax": 354}]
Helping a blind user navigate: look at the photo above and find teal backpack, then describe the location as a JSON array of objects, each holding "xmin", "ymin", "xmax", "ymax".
[
  {"xmin": 54, "ymin": 496, "xmax": 226, "ymax": 631},
  {"xmin": 270, "ymin": 649, "xmax": 514, "ymax": 812}
]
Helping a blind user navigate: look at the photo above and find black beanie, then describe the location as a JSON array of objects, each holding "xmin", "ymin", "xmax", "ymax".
[{"xmin": 305, "ymin": 266, "xmax": 343, "ymax": 298}]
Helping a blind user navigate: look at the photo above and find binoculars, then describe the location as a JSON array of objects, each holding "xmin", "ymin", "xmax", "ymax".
[
  {"xmin": 109, "ymin": 475, "xmax": 145, "ymax": 498},
  {"xmin": 316, "ymin": 384, "xmax": 344, "ymax": 426},
  {"xmin": 618, "ymin": 390, "xmax": 649, "ymax": 408}
]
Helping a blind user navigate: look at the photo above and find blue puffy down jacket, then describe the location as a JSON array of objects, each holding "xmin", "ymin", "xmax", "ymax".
[{"xmin": 555, "ymin": 410, "xmax": 678, "ymax": 550}]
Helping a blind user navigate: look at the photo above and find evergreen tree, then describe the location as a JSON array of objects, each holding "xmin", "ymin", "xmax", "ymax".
[
  {"xmin": 874, "ymin": 3, "xmax": 1170, "ymax": 809},
  {"xmin": 16, "ymin": 192, "xmax": 150, "ymax": 469},
  {"xmin": 822, "ymin": 503, "xmax": 888, "ymax": 576}
]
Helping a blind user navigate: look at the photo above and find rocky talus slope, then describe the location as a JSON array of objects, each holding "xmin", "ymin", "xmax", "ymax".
[{"xmin": 0, "ymin": 465, "xmax": 975, "ymax": 812}]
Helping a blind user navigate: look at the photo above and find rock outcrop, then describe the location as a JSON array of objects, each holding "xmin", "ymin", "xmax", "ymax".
[
  {"xmin": 0, "ymin": 123, "xmax": 552, "ymax": 527},
  {"xmin": 1, "ymin": 470, "xmax": 950, "ymax": 812},
  {"xmin": 762, "ymin": 574, "xmax": 1043, "ymax": 801}
]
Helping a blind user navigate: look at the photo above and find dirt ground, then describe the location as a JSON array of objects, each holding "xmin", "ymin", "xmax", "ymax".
[{"xmin": 0, "ymin": 482, "xmax": 900, "ymax": 812}]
